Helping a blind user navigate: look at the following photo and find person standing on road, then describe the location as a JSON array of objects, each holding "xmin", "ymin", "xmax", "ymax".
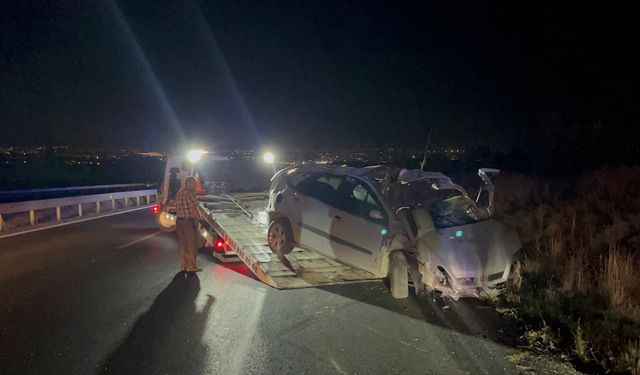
[{"xmin": 176, "ymin": 176, "xmax": 203, "ymax": 272}]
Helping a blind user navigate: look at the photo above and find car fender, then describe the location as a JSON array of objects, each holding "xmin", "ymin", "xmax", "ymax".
[{"xmin": 268, "ymin": 185, "xmax": 302, "ymax": 243}]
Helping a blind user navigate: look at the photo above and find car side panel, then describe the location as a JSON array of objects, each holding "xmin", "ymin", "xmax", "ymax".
[
  {"xmin": 326, "ymin": 207, "xmax": 387, "ymax": 276},
  {"xmin": 296, "ymin": 193, "xmax": 333, "ymax": 253}
]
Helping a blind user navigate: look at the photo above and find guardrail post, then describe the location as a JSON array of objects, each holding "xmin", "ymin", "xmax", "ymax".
[
  {"xmin": 78, "ymin": 204, "xmax": 83, "ymax": 217},
  {"xmin": 56, "ymin": 207, "xmax": 61, "ymax": 221},
  {"xmin": 0, "ymin": 214, "xmax": 4, "ymax": 231},
  {"xmin": 112, "ymin": 198, "xmax": 115, "ymax": 211},
  {"xmin": 29, "ymin": 210, "xmax": 36, "ymax": 225},
  {"xmin": 96, "ymin": 201, "xmax": 101, "ymax": 214},
  {"xmin": 136, "ymin": 196, "xmax": 140, "ymax": 206},
  {"xmin": 146, "ymin": 195, "xmax": 150, "ymax": 204}
]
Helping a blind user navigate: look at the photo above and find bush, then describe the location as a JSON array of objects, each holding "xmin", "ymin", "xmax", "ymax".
[{"xmin": 494, "ymin": 166, "xmax": 640, "ymax": 373}]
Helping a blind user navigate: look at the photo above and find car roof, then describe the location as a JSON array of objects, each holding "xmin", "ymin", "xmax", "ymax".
[
  {"xmin": 294, "ymin": 164, "xmax": 451, "ymax": 182},
  {"xmin": 294, "ymin": 164, "xmax": 381, "ymax": 177},
  {"xmin": 397, "ymin": 169, "xmax": 451, "ymax": 183},
  {"xmin": 274, "ymin": 163, "xmax": 468, "ymax": 196}
]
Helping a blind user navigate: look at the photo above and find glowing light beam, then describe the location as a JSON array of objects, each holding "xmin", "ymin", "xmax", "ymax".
[
  {"xmin": 189, "ymin": 2, "xmax": 262, "ymax": 147},
  {"xmin": 104, "ymin": 0, "xmax": 186, "ymax": 144}
]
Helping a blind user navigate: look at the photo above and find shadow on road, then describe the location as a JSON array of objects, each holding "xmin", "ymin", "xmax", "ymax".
[
  {"xmin": 98, "ymin": 272, "xmax": 214, "ymax": 375},
  {"xmin": 319, "ymin": 281, "xmax": 522, "ymax": 347}
]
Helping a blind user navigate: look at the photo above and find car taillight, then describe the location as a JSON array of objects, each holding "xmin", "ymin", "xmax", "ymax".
[
  {"xmin": 215, "ymin": 239, "xmax": 225, "ymax": 249},
  {"xmin": 151, "ymin": 204, "xmax": 160, "ymax": 215}
]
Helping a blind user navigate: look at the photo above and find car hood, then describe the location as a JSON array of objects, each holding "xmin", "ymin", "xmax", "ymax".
[{"xmin": 416, "ymin": 219, "xmax": 521, "ymax": 280}]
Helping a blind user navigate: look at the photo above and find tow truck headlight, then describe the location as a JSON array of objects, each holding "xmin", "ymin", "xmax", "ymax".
[
  {"xmin": 262, "ymin": 151, "xmax": 275, "ymax": 164},
  {"xmin": 187, "ymin": 149, "xmax": 206, "ymax": 163}
]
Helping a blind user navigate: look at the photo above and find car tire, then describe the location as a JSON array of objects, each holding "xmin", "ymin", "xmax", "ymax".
[
  {"xmin": 268, "ymin": 218, "xmax": 294, "ymax": 256},
  {"xmin": 389, "ymin": 251, "xmax": 409, "ymax": 299}
]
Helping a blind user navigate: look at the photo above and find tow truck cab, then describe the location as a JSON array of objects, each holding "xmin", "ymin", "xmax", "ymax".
[{"xmin": 154, "ymin": 153, "xmax": 275, "ymax": 232}]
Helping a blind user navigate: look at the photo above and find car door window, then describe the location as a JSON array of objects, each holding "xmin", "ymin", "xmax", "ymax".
[
  {"xmin": 335, "ymin": 179, "xmax": 387, "ymax": 225},
  {"xmin": 296, "ymin": 173, "xmax": 342, "ymax": 205},
  {"xmin": 286, "ymin": 170, "xmax": 311, "ymax": 188}
]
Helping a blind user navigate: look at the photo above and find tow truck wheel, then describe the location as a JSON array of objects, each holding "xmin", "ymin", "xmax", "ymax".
[
  {"xmin": 389, "ymin": 251, "xmax": 409, "ymax": 299},
  {"xmin": 156, "ymin": 213, "xmax": 176, "ymax": 232},
  {"xmin": 268, "ymin": 218, "xmax": 294, "ymax": 256}
]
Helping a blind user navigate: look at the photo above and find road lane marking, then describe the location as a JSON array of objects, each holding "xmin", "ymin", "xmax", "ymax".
[
  {"xmin": 116, "ymin": 230, "xmax": 162, "ymax": 250},
  {"xmin": 0, "ymin": 205, "xmax": 152, "ymax": 240}
]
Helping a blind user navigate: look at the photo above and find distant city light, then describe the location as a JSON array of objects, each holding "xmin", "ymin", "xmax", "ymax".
[{"xmin": 1, "ymin": 145, "xmax": 468, "ymax": 168}]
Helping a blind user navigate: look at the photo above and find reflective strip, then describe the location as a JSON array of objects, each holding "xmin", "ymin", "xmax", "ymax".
[{"xmin": 298, "ymin": 222, "xmax": 373, "ymax": 255}]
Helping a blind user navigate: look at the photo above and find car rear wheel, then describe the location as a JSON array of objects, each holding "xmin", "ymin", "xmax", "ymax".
[
  {"xmin": 389, "ymin": 251, "xmax": 409, "ymax": 299},
  {"xmin": 268, "ymin": 218, "xmax": 294, "ymax": 256}
]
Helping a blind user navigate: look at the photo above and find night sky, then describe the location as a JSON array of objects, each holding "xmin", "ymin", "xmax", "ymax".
[{"xmin": 1, "ymin": 1, "xmax": 638, "ymax": 152}]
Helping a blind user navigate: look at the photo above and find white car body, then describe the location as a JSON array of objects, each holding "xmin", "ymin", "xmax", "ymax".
[{"xmin": 267, "ymin": 164, "xmax": 521, "ymax": 299}]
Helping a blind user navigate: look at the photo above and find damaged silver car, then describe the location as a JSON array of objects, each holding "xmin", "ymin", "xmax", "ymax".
[{"xmin": 266, "ymin": 165, "xmax": 521, "ymax": 300}]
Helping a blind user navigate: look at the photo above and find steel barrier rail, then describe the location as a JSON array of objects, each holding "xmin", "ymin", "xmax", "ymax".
[
  {"xmin": 0, "ymin": 183, "xmax": 151, "ymax": 196},
  {"xmin": 0, "ymin": 188, "xmax": 157, "ymax": 231}
]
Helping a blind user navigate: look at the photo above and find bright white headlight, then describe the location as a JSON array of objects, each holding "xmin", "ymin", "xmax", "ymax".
[
  {"xmin": 262, "ymin": 151, "xmax": 275, "ymax": 164},
  {"xmin": 187, "ymin": 149, "xmax": 205, "ymax": 163}
]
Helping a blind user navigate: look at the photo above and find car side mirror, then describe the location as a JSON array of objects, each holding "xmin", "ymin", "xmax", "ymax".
[{"xmin": 369, "ymin": 209, "xmax": 383, "ymax": 220}]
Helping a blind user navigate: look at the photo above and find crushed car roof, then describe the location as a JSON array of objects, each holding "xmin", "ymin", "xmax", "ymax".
[
  {"xmin": 272, "ymin": 163, "xmax": 469, "ymax": 197},
  {"xmin": 293, "ymin": 163, "xmax": 378, "ymax": 177},
  {"xmin": 292, "ymin": 164, "xmax": 456, "ymax": 184}
]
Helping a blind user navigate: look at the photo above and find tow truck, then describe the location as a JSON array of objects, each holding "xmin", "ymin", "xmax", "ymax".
[{"xmin": 153, "ymin": 151, "xmax": 378, "ymax": 289}]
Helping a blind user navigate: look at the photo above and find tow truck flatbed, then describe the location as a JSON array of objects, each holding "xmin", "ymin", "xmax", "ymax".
[{"xmin": 197, "ymin": 192, "xmax": 380, "ymax": 289}]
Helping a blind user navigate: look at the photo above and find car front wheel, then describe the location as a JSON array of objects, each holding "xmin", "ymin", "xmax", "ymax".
[{"xmin": 268, "ymin": 218, "xmax": 294, "ymax": 256}]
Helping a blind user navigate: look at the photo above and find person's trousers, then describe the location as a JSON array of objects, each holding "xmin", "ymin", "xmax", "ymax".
[{"xmin": 176, "ymin": 218, "xmax": 198, "ymax": 270}]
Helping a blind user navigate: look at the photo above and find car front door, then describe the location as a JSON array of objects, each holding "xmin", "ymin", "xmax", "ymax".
[
  {"xmin": 294, "ymin": 173, "xmax": 343, "ymax": 254},
  {"xmin": 327, "ymin": 177, "xmax": 389, "ymax": 275}
]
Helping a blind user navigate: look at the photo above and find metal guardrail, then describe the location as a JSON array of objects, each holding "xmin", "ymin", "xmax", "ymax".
[
  {"xmin": 0, "ymin": 183, "xmax": 151, "ymax": 196},
  {"xmin": 0, "ymin": 188, "xmax": 157, "ymax": 231}
]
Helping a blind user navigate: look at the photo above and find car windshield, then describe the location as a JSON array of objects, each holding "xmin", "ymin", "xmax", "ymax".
[
  {"xmin": 389, "ymin": 181, "xmax": 490, "ymax": 229},
  {"xmin": 429, "ymin": 195, "xmax": 490, "ymax": 228}
]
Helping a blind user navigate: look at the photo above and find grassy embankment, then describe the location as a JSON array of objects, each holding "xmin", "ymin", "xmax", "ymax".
[{"xmin": 493, "ymin": 166, "xmax": 640, "ymax": 373}]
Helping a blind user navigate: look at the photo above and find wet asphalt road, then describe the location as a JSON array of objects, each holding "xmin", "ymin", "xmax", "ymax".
[{"xmin": 0, "ymin": 209, "xmax": 525, "ymax": 375}]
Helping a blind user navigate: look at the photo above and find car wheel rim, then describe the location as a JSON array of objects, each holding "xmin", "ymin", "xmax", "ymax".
[{"xmin": 269, "ymin": 224, "xmax": 285, "ymax": 251}]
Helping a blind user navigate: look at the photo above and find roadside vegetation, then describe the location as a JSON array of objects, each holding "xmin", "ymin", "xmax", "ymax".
[{"xmin": 492, "ymin": 166, "xmax": 640, "ymax": 374}]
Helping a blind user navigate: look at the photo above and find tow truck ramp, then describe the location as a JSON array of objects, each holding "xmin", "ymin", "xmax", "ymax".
[{"xmin": 198, "ymin": 193, "xmax": 380, "ymax": 289}]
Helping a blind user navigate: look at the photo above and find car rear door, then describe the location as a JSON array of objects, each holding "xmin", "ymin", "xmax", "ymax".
[
  {"xmin": 294, "ymin": 173, "xmax": 343, "ymax": 254},
  {"xmin": 326, "ymin": 177, "xmax": 388, "ymax": 275}
]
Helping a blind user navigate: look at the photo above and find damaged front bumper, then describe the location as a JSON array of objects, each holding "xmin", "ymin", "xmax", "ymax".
[{"xmin": 418, "ymin": 262, "xmax": 513, "ymax": 300}]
